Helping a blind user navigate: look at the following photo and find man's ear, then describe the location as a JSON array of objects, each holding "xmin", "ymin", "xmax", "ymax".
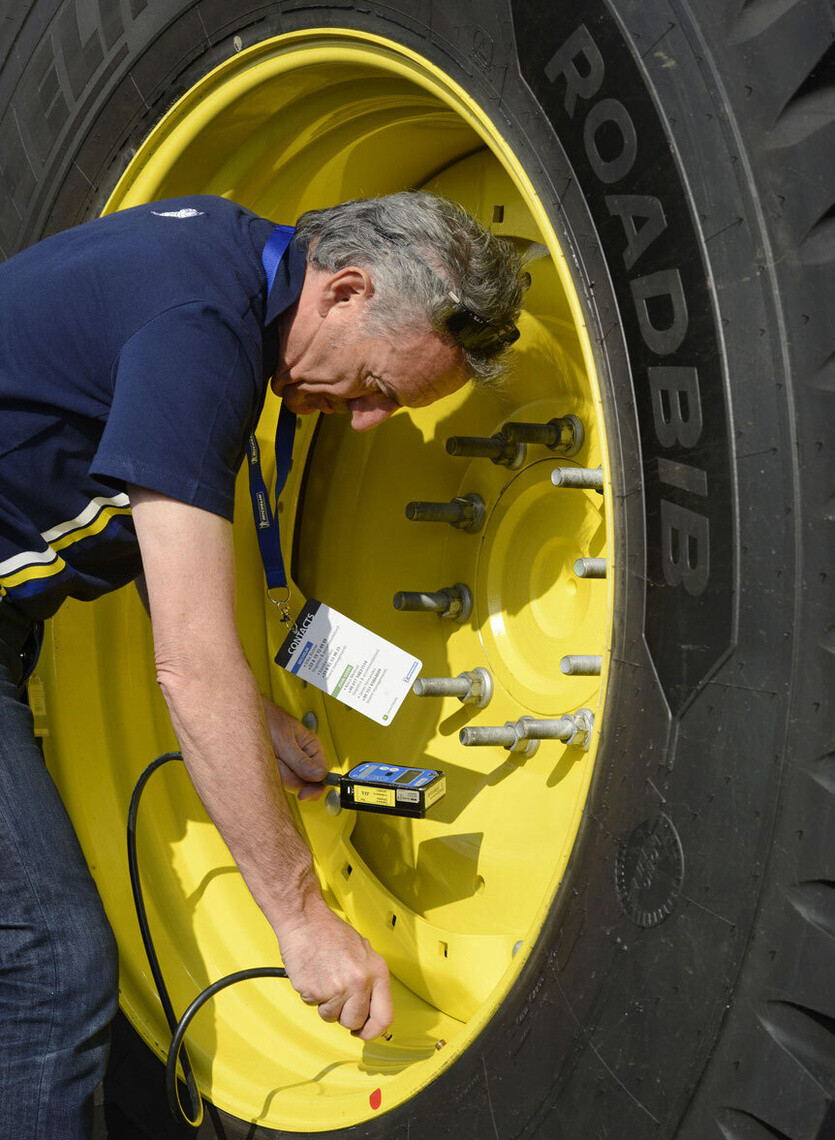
[{"xmin": 316, "ymin": 266, "xmax": 373, "ymax": 317}]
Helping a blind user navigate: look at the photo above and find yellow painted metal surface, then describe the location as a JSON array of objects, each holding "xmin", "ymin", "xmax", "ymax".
[{"xmin": 39, "ymin": 29, "xmax": 614, "ymax": 1132}]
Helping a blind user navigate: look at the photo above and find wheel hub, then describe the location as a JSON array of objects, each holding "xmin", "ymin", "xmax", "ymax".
[{"xmin": 474, "ymin": 456, "xmax": 605, "ymax": 711}]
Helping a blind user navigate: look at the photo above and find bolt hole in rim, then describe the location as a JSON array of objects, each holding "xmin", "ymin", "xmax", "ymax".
[{"xmin": 39, "ymin": 30, "xmax": 614, "ymax": 1131}]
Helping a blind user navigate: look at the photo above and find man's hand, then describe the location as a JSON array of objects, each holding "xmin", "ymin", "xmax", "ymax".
[
  {"xmin": 277, "ymin": 899, "xmax": 393, "ymax": 1041},
  {"xmin": 259, "ymin": 700, "xmax": 392, "ymax": 1036},
  {"xmin": 262, "ymin": 698, "xmax": 328, "ymax": 801}
]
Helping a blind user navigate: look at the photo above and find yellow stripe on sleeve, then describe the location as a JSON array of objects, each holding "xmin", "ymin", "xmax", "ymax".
[
  {"xmin": 1, "ymin": 553, "xmax": 67, "ymax": 590},
  {"xmin": 50, "ymin": 504, "xmax": 133, "ymax": 552},
  {"xmin": 1, "ymin": 501, "xmax": 133, "ymax": 591}
]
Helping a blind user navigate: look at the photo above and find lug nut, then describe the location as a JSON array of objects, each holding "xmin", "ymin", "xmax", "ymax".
[
  {"xmin": 459, "ymin": 710, "xmax": 594, "ymax": 753},
  {"xmin": 445, "ymin": 435, "xmax": 526, "ymax": 469},
  {"xmin": 393, "ymin": 583, "xmax": 473, "ymax": 622},
  {"xmin": 560, "ymin": 655, "xmax": 602, "ymax": 676},
  {"xmin": 574, "ymin": 557, "xmax": 607, "ymax": 579},
  {"xmin": 550, "ymin": 466, "xmax": 603, "ymax": 491},
  {"xmin": 413, "ymin": 667, "xmax": 493, "ymax": 709},
  {"xmin": 405, "ymin": 492, "xmax": 485, "ymax": 533},
  {"xmin": 502, "ymin": 415, "xmax": 584, "ymax": 456}
]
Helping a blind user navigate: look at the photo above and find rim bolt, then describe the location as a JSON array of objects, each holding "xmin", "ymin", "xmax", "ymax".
[
  {"xmin": 393, "ymin": 583, "xmax": 473, "ymax": 622},
  {"xmin": 460, "ymin": 710, "xmax": 594, "ymax": 753},
  {"xmin": 551, "ymin": 466, "xmax": 603, "ymax": 491},
  {"xmin": 445, "ymin": 435, "xmax": 526, "ymax": 469},
  {"xmin": 517, "ymin": 711, "xmax": 595, "ymax": 751},
  {"xmin": 574, "ymin": 557, "xmax": 607, "ymax": 579},
  {"xmin": 502, "ymin": 415, "xmax": 584, "ymax": 456},
  {"xmin": 459, "ymin": 723, "xmax": 538, "ymax": 756},
  {"xmin": 413, "ymin": 667, "xmax": 493, "ymax": 709},
  {"xmin": 560, "ymin": 655, "xmax": 603, "ymax": 676},
  {"xmin": 405, "ymin": 492, "xmax": 485, "ymax": 532}
]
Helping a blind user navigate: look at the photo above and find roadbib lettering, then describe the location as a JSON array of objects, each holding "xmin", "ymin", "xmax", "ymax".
[
  {"xmin": 510, "ymin": 0, "xmax": 735, "ymax": 712},
  {"xmin": 275, "ymin": 599, "xmax": 421, "ymax": 726}
]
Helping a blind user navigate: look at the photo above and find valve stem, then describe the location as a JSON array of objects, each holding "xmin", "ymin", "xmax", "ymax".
[
  {"xmin": 393, "ymin": 583, "xmax": 473, "ymax": 622},
  {"xmin": 405, "ymin": 492, "xmax": 485, "ymax": 533},
  {"xmin": 502, "ymin": 415, "xmax": 584, "ymax": 456},
  {"xmin": 551, "ymin": 466, "xmax": 603, "ymax": 491},
  {"xmin": 445, "ymin": 434, "xmax": 526, "ymax": 469},
  {"xmin": 413, "ymin": 667, "xmax": 493, "ymax": 709},
  {"xmin": 574, "ymin": 557, "xmax": 607, "ymax": 579}
]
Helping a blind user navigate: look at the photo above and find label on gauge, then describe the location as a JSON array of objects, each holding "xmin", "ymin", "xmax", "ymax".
[
  {"xmin": 425, "ymin": 777, "xmax": 447, "ymax": 808},
  {"xmin": 275, "ymin": 599, "xmax": 420, "ymax": 726},
  {"xmin": 354, "ymin": 786, "xmax": 396, "ymax": 807}
]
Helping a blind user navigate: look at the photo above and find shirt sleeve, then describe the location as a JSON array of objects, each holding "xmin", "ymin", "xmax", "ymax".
[{"xmin": 91, "ymin": 302, "xmax": 264, "ymax": 521}]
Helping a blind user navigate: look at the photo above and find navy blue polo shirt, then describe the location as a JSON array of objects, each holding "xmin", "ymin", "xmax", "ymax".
[{"xmin": 0, "ymin": 195, "xmax": 306, "ymax": 620}]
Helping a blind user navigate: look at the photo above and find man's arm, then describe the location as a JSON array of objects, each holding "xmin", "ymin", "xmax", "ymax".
[
  {"xmin": 127, "ymin": 484, "xmax": 392, "ymax": 1039},
  {"xmin": 136, "ymin": 570, "xmax": 326, "ymax": 801}
]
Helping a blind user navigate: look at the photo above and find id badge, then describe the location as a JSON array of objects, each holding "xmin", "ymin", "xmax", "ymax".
[{"xmin": 275, "ymin": 599, "xmax": 421, "ymax": 726}]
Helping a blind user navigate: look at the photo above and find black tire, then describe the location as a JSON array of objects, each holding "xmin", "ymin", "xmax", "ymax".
[{"xmin": 2, "ymin": 2, "xmax": 832, "ymax": 1137}]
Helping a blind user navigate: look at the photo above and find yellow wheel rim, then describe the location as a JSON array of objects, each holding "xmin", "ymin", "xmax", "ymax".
[{"xmin": 35, "ymin": 29, "xmax": 615, "ymax": 1131}]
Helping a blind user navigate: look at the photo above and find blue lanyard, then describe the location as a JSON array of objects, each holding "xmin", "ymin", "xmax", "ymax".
[{"xmin": 248, "ymin": 224, "xmax": 296, "ymax": 592}]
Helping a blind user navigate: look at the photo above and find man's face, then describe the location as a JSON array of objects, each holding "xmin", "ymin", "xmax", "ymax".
[{"xmin": 271, "ymin": 266, "xmax": 467, "ymax": 431}]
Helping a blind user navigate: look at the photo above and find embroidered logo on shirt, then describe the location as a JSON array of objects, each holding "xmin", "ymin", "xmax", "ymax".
[{"xmin": 150, "ymin": 208, "xmax": 205, "ymax": 219}]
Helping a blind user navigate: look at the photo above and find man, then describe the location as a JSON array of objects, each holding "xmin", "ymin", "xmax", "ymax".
[{"xmin": 0, "ymin": 191, "xmax": 525, "ymax": 1137}]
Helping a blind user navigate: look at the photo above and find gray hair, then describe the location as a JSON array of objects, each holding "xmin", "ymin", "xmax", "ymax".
[{"xmin": 294, "ymin": 192, "xmax": 526, "ymax": 385}]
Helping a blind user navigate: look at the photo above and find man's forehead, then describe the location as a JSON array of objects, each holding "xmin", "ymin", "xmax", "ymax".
[
  {"xmin": 409, "ymin": 367, "xmax": 467, "ymax": 408},
  {"xmin": 380, "ymin": 330, "xmax": 466, "ymax": 407}
]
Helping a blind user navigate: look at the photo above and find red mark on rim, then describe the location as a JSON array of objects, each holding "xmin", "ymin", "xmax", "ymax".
[{"xmin": 369, "ymin": 1088, "xmax": 382, "ymax": 1110}]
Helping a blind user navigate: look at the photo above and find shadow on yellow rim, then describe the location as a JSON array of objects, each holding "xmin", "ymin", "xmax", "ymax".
[{"xmin": 35, "ymin": 28, "xmax": 614, "ymax": 1132}]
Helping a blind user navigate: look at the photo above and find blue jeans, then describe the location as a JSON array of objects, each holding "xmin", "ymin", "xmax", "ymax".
[{"xmin": 0, "ymin": 603, "xmax": 119, "ymax": 1138}]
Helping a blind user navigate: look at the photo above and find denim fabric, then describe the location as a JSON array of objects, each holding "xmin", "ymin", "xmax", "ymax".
[{"xmin": 0, "ymin": 605, "xmax": 119, "ymax": 1138}]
